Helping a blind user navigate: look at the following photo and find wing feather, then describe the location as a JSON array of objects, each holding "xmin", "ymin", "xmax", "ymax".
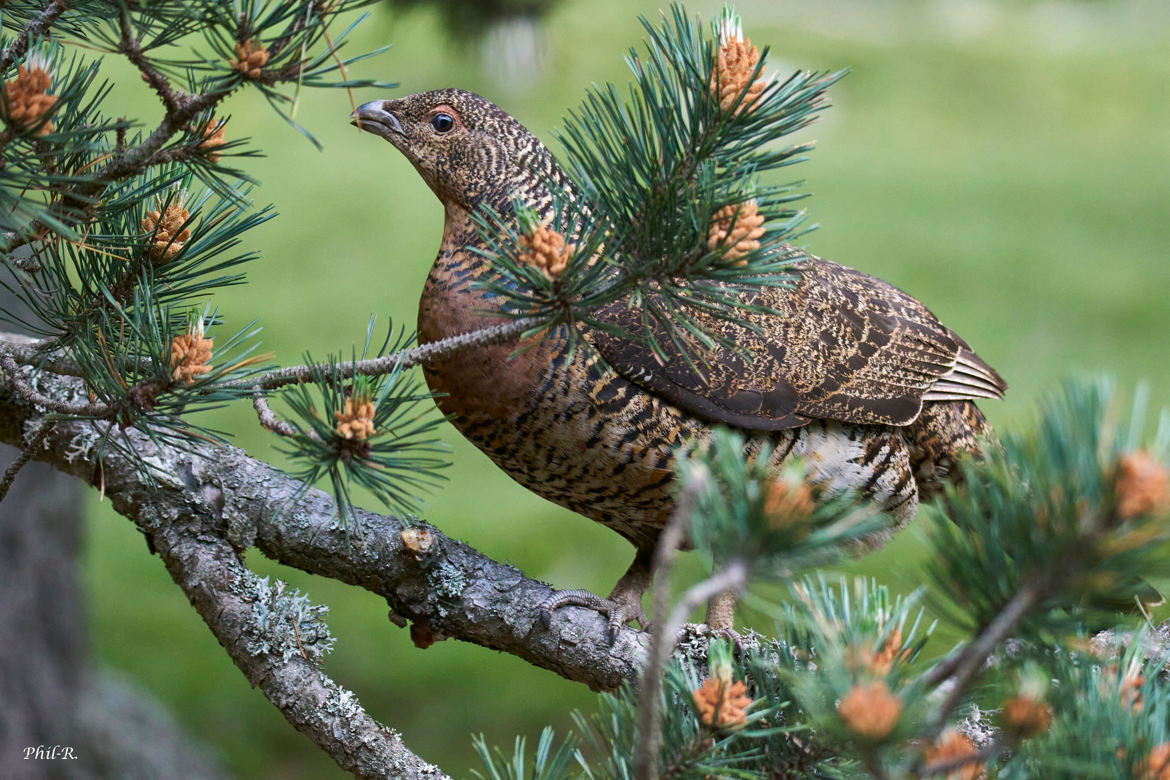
[{"xmin": 589, "ymin": 254, "xmax": 1006, "ymax": 430}]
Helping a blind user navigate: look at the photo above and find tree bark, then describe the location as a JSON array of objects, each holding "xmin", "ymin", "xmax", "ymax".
[{"xmin": 0, "ymin": 356, "xmax": 652, "ymax": 776}]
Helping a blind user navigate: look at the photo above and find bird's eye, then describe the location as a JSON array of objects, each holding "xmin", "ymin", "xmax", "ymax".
[{"xmin": 431, "ymin": 113, "xmax": 455, "ymax": 133}]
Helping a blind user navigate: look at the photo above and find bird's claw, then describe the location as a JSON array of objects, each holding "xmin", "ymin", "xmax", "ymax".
[
  {"xmin": 705, "ymin": 624, "xmax": 746, "ymax": 654},
  {"xmin": 538, "ymin": 588, "xmax": 647, "ymax": 641}
]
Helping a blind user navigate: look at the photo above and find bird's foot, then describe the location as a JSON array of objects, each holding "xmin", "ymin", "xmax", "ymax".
[
  {"xmin": 704, "ymin": 590, "xmax": 743, "ymax": 651},
  {"xmin": 705, "ymin": 624, "xmax": 745, "ymax": 653},
  {"xmin": 538, "ymin": 588, "xmax": 648, "ymax": 641}
]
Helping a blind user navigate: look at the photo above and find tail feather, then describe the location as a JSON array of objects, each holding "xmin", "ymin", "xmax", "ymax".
[{"xmin": 905, "ymin": 400, "xmax": 994, "ymax": 502}]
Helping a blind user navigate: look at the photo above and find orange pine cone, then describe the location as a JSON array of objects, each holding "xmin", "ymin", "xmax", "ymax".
[
  {"xmin": 870, "ymin": 627, "xmax": 906, "ymax": 675},
  {"xmin": 170, "ymin": 331, "xmax": 213, "ymax": 384},
  {"xmin": 142, "ymin": 204, "xmax": 191, "ymax": 261},
  {"xmin": 708, "ymin": 200, "xmax": 766, "ymax": 264},
  {"xmin": 230, "ymin": 40, "xmax": 270, "ymax": 79},
  {"xmin": 1116, "ymin": 450, "xmax": 1170, "ymax": 519},
  {"xmin": 1138, "ymin": 742, "xmax": 1170, "ymax": 780},
  {"xmin": 4, "ymin": 64, "xmax": 58, "ymax": 135},
  {"xmin": 199, "ymin": 119, "xmax": 227, "ymax": 162},
  {"xmin": 924, "ymin": 730, "xmax": 985, "ymax": 780},
  {"xmin": 837, "ymin": 681, "xmax": 901, "ymax": 739},
  {"xmin": 692, "ymin": 677, "xmax": 752, "ymax": 729},
  {"xmin": 518, "ymin": 225, "xmax": 574, "ymax": 280},
  {"xmin": 1001, "ymin": 695, "xmax": 1052, "ymax": 737},
  {"xmin": 335, "ymin": 397, "xmax": 377, "ymax": 441},
  {"xmin": 762, "ymin": 475, "xmax": 814, "ymax": 533},
  {"xmin": 710, "ymin": 24, "xmax": 766, "ymax": 115}
]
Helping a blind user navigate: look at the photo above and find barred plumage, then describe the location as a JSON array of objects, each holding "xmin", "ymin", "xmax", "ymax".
[{"xmin": 354, "ymin": 88, "xmax": 1005, "ymax": 633}]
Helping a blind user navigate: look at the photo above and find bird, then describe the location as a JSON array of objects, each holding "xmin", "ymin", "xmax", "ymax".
[{"xmin": 352, "ymin": 87, "xmax": 1006, "ymax": 636}]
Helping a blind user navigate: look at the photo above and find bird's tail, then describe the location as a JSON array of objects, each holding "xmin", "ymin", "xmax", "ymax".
[{"xmin": 905, "ymin": 400, "xmax": 995, "ymax": 503}]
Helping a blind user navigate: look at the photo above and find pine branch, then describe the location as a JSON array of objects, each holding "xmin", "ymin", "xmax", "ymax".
[
  {"xmin": 634, "ymin": 471, "xmax": 704, "ymax": 780},
  {"xmin": 0, "ymin": 0, "xmax": 71, "ymax": 74},
  {"xmin": 923, "ymin": 570, "xmax": 1054, "ymax": 734},
  {"xmin": 0, "ymin": 364, "xmax": 652, "ymax": 695},
  {"xmin": 118, "ymin": 8, "xmax": 184, "ymax": 115},
  {"xmin": 222, "ymin": 318, "xmax": 534, "ymax": 393},
  {"xmin": 635, "ymin": 558, "xmax": 748, "ymax": 780},
  {"xmin": 0, "ymin": 353, "xmax": 114, "ymax": 417},
  {"xmin": 253, "ymin": 386, "xmax": 298, "ymax": 436},
  {"xmin": 0, "ymin": 417, "xmax": 51, "ymax": 502}
]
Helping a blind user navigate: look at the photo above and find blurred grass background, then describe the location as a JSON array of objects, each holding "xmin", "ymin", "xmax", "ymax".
[{"xmin": 80, "ymin": 0, "xmax": 1170, "ymax": 776}]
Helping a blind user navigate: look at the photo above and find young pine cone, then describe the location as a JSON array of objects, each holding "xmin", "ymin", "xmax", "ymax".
[
  {"xmin": 230, "ymin": 40, "xmax": 269, "ymax": 80},
  {"xmin": 518, "ymin": 225, "xmax": 574, "ymax": 280},
  {"xmin": 707, "ymin": 200, "xmax": 766, "ymax": 264},
  {"xmin": 142, "ymin": 204, "xmax": 191, "ymax": 261},
  {"xmin": 710, "ymin": 20, "xmax": 767, "ymax": 115},
  {"xmin": 4, "ymin": 63, "xmax": 57, "ymax": 135}
]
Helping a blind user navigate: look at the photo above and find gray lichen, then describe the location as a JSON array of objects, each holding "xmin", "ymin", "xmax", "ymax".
[
  {"xmin": 238, "ymin": 574, "xmax": 335, "ymax": 664},
  {"xmin": 430, "ymin": 561, "xmax": 466, "ymax": 599}
]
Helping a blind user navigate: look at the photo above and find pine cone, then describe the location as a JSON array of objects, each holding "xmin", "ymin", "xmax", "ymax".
[
  {"xmin": 1000, "ymin": 695, "xmax": 1052, "ymax": 737},
  {"xmin": 1139, "ymin": 743, "xmax": 1170, "ymax": 780},
  {"xmin": 518, "ymin": 225, "xmax": 574, "ymax": 280},
  {"xmin": 924, "ymin": 730, "xmax": 984, "ymax": 780},
  {"xmin": 170, "ymin": 330, "xmax": 213, "ymax": 384},
  {"xmin": 230, "ymin": 40, "xmax": 270, "ymax": 80},
  {"xmin": 837, "ymin": 681, "xmax": 901, "ymax": 739},
  {"xmin": 199, "ymin": 119, "xmax": 226, "ymax": 162},
  {"xmin": 1116, "ymin": 450, "xmax": 1170, "ymax": 519},
  {"xmin": 4, "ymin": 64, "xmax": 57, "ymax": 135},
  {"xmin": 692, "ymin": 677, "xmax": 752, "ymax": 729},
  {"xmin": 762, "ymin": 475, "xmax": 814, "ymax": 534},
  {"xmin": 710, "ymin": 26, "xmax": 766, "ymax": 115},
  {"xmin": 707, "ymin": 200, "xmax": 766, "ymax": 264},
  {"xmin": 1104, "ymin": 664, "xmax": 1146, "ymax": 713},
  {"xmin": 869, "ymin": 628, "xmax": 905, "ymax": 675},
  {"xmin": 335, "ymin": 397, "xmax": 376, "ymax": 441},
  {"xmin": 142, "ymin": 204, "xmax": 191, "ymax": 261}
]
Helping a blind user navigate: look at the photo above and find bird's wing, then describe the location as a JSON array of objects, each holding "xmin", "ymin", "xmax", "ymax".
[{"xmin": 588, "ymin": 255, "xmax": 1006, "ymax": 431}]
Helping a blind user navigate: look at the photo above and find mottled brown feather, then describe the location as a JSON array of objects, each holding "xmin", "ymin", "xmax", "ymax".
[
  {"xmin": 591, "ymin": 257, "xmax": 1006, "ymax": 431},
  {"xmin": 354, "ymin": 87, "xmax": 1007, "ymax": 629}
]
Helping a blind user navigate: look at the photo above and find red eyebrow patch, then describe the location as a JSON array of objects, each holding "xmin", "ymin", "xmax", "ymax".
[{"xmin": 428, "ymin": 104, "xmax": 465, "ymax": 131}]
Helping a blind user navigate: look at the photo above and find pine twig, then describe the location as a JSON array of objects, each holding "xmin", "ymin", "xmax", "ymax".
[
  {"xmin": 924, "ymin": 572, "xmax": 1052, "ymax": 736},
  {"xmin": 0, "ymin": 418, "xmax": 53, "ymax": 502},
  {"xmin": 637, "ymin": 561, "xmax": 748, "ymax": 780},
  {"xmin": 0, "ymin": 353, "xmax": 114, "ymax": 417},
  {"xmin": 119, "ymin": 9, "xmax": 184, "ymax": 114},
  {"xmin": 634, "ymin": 471, "xmax": 704, "ymax": 780},
  {"xmin": 223, "ymin": 319, "xmax": 534, "ymax": 393},
  {"xmin": 634, "ymin": 464, "xmax": 748, "ymax": 780},
  {"xmin": 253, "ymin": 387, "xmax": 298, "ymax": 437},
  {"xmin": 3, "ymin": 245, "xmax": 41, "ymax": 272},
  {"xmin": 0, "ymin": 0, "xmax": 72, "ymax": 74}
]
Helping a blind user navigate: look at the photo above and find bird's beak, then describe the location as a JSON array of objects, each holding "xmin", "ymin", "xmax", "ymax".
[{"xmin": 351, "ymin": 100, "xmax": 404, "ymax": 141}]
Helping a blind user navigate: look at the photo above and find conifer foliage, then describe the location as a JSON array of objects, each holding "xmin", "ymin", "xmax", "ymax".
[{"xmin": 1, "ymin": 2, "xmax": 1169, "ymax": 778}]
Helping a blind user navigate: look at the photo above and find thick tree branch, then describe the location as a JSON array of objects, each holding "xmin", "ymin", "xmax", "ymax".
[
  {"xmin": 0, "ymin": 369, "xmax": 449, "ymax": 777},
  {"xmin": 0, "ymin": 367, "xmax": 649, "ymax": 707}
]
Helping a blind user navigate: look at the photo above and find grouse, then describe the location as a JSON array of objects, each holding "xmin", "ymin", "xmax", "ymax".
[{"xmin": 353, "ymin": 87, "xmax": 1006, "ymax": 634}]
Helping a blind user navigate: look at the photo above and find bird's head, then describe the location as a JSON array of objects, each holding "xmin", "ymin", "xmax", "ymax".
[{"xmin": 352, "ymin": 88, "xmax": 561, "ymax": 214}]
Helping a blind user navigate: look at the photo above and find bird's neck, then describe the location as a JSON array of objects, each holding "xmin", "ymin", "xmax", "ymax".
[
  {"xmin": 419, "ymin": 143, "xmax": 577, "ymax": 343},
  {"xmin": 415, "ymin": 199, "xmax": 566, "ymax": 426},
  {"xmin": 416, "ymin": 203, "xmax": 504, "ymax": 345}
]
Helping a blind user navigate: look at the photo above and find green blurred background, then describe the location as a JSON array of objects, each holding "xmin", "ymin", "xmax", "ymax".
[{"xmin": 82, "ymin": 0, "xmax": 1170, "ymax": 776}]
